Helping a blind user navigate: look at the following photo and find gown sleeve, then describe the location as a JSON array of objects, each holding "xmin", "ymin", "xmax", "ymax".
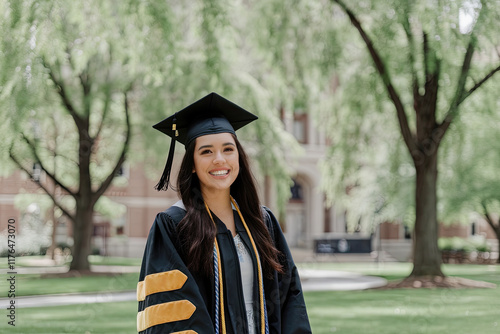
[
  {"xmin": 263, "ymin": 207, "xmax": 312, "ymax": 334},
  {"xmin": 137, "ymin": 209, "xmax": 215, "ymax": 334}
]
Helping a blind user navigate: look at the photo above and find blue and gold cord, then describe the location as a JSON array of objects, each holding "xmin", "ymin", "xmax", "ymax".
[
  {"xmin": 205, "ymin": 198, "xmax": 269, "ymax": 334},
  {"xmin": 213, "ymin": 244, "xmax": 220, "ymax": 334}
]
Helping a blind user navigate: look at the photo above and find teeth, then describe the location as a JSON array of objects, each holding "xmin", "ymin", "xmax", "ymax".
[{"xmin": 210, "ymin": 170, "xmax": 229, "ymax": 176}]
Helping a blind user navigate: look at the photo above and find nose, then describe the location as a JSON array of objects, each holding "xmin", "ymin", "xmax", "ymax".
[{"xmin": 213, "ymin": 151, "xmax": 226, "ymax": 164}]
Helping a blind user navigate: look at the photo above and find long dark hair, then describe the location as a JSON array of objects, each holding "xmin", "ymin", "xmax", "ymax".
[{"xmin": 176, "ymin": 134, "xmax": 283, "ymax": 277}]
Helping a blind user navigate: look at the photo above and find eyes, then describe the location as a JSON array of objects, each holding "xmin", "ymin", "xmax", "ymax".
[{"xmin": 199, "ymin": 146, "xmax": 235, "ymax": 155}]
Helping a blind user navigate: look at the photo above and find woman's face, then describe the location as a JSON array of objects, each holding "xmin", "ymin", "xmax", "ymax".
[{"xmin": 193, "ymin": 132, "xmax": 239, "ymax": 195}]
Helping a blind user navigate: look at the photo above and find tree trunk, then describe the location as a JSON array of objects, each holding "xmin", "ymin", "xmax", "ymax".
[
  {"xmin": 69, "ymin": 201, "xmax": 94, "ymax": 271},
  {"xmin": 48, "ymin": 205, "xmax": 58, "ymax": 261},
  {"xmin": 481, "ymin": 207, "xmax": 500, "ymax": 264},
  {"xmin": 410, "ymin": 151, "xmax": 444, "ymax": 276},
  {"xmin": 496, "ymin": 228, "xmax": 500, "ymax": 264}
]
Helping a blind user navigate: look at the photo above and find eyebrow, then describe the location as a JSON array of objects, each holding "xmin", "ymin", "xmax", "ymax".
[{"xmin": 197, "ymin": 142, "xmax": 236, "ymax": 151}]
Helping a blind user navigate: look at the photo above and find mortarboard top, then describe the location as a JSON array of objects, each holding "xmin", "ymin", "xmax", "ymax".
[{"xmin": 153, "ymin": 92, "xmax": 258, "ymax": 190}]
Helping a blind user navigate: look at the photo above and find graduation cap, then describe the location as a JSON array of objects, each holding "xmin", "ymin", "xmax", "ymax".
[{"xmin": 153, "ymin": 92, "xmax": 258, "ymax": 190}]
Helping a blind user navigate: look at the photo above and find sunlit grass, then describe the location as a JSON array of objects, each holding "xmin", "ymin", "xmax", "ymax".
[
  {"xmin": 1, "ymin": 301, "xmax": 137, "ymax": 334},
  {"xmin": 306, "ymin": 283, "xmax": 500, "ymax": 334},
  {"xmin": 1, "ymin": 273, "xmax": 138, "ymax": 297}
]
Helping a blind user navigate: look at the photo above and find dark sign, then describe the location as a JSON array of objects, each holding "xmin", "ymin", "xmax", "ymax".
[{"xmin": 314, "ymin": 238, "xmax": 372, "ymax": 254}]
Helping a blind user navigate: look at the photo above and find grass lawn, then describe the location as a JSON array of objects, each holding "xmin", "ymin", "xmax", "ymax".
[
  {"xmin": 1, "ymin": 301, "xmax": 138, "ymax": 334},
  {"xmin": 0, "ymin": 273, "xmax": 139, "ymax": 297},
  {"xmin": 1, "ymin": 255, "xmax": 141, "ymax": 297},
  {"xmin": 2, "ymin": 263, "xmax": 499, "ymax": 333},
  {"xmin": 306, "ymin": 278, "xmax": 500, "ymax": 333}
]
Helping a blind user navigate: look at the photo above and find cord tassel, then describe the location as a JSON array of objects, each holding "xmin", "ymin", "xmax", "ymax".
[
  {"xmin": 155, "ymin": 115, "xmax": 178, "ymax": 191},
  {"xmin": 206, "ymin": 202, "xmax": 227, "ymax": 334}
]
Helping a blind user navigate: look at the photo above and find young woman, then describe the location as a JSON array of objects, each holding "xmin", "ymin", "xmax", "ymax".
[{"xmin": 137, "ymin": 92, "xmax": 311, "ymax": 334}]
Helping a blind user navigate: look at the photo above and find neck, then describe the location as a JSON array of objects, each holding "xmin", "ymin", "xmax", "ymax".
[{"xmin": 202, "ymin": 189, "xmax": 232, "ymax": 214}]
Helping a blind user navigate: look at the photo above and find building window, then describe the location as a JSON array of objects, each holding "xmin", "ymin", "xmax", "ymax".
[
  {"xmin": 293, "ymin": 113, "xmax": 308, "ymax": 144},
  {"xmin": 290, "ymin": 179, "xmax": 303, "ymax": 202},
  {"xmin": 324, "ymin": 207, "xmax": 331, "ymax": 233},
  {"xmin": 404, "ymin": 225, "xmax": 412, "ymax": 239},
  {"xmin": 116, "ymin": 164, "xmax": 129, "ymax": 178},
  {"xmin": 32, "ymin": 163, "xmax": 42, "ymax": 182}
]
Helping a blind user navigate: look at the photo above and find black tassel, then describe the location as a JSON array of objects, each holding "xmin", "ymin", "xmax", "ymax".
[{"xmin": 155, "ymin": 115, "xmax": 178, "ymax": 191}]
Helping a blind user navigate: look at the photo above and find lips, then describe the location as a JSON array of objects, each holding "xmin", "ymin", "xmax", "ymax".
[{"xmin": 209, "ymin": 169, "xmax": 229, "ymax": 176}]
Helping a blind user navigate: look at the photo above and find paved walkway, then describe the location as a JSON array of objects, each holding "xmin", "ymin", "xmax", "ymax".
[{"xmin": 300, "ymin": 269, "xmax": 387, "ymax": 291}]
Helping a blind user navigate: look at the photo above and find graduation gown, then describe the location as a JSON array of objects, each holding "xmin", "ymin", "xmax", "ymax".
[{"xmin": 137, "ymin": 204, "xmax": 312, "ymax": 334}]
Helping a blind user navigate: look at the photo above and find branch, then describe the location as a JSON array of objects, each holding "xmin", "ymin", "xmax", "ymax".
[
  {"xmin": 94, "ymin": 49, "xmax": 115, "ymax": 140},
  {"xmin": 401, "ymin": 12, "xmax": 420, "ymax": 101},
  {"xmin": 332, "ymin": 0, "xmax": 418, "ymax": 154},
  {"xmin": 9, "ymin": 143, "xmax": 75, "ymax": 221},
  {"xmin": 79, "ymin": 60, "xmax": 92, "ymax": 117},
  {"xmin": 461, "ymin": 63, "xmax": 500, "ymax": 103},
  {"xmin": 93, "ymin": 89, "xmax": 132, "ymax": 201},
  {"xmin": 94, "ymin": 89, "xmax": 112, "ymax": 140},
  {"xmin": 440, "ymin": 62, "xmax": 500, "ymax": 136},
  {"xmin": 439, "ymin": 37, "xmax": 476, "ymax": 134},
  {"xmin": 20, "ymin": 133, "xmax": 77, "ymax": 198},
  {"xmin": 46, "ymin": 113, "xmax": 79, "ymax": 168},
  {"xmin": 423, "ymin": 32, "xmax": 431, "ymax": 83},
  {"xmin": 438, "ymin": 4, "xmax": 500, "ymax": 139},
  {"xmin": 41, "ymin": 58, "xmax": 82, "ymax": 125},
  {"xmin": 43, "ymin": 146, "xmax": 79, "ymax": 168}
]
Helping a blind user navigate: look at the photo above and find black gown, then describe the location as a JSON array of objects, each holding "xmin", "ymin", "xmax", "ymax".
[{"xmin": 137, "ymin": 204, "xmax": 312, "ymax": 334}]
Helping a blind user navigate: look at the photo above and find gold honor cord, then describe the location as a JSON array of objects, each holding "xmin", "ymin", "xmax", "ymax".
[
  {"xmin": 205, "ymin": 198, "xmax": 267, "ymax": 334},
  {"xmin": 205, "ymin": 202, "xmax": 227, "ymax": 334}
]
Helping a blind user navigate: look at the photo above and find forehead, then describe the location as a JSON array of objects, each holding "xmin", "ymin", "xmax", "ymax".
[{"xmin": 194, "ymin": 132, "xmax": 236, "ymax": 147}]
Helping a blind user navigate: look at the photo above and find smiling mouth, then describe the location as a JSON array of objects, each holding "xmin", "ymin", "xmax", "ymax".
[{"xmin": 210, "ymin": 170, "xmax": 229, "ymax": 176}]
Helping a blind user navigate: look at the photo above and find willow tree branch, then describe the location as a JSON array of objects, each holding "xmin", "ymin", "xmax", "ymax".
[
  {"xmin": 9, "ymin": 143, "xmax": 75, "ymax": 221},
  {"xmin": 20, "ymin": 133, "xmax": 77, "ymax": 198},
  {"xmin": 93, "ymin": 88, "xmax": 132, "ymax": 201},
  {"xmin": 332, "ymin": 0, "xmax": 418, "ymax": 154},
  {"xmin": 439, "ymin": 38, "xmax": 476, "ymax": 136},
  {"xmin": 79, "ymin": 61, "xmax": 92, "ymax": 118},
  {"xmin": 461, "ymin": 64, "xmax": 500, "ymax": 102},
  {"xmin": 93, "ymin": 52, "xmax": 113, "ymax": 141},
  {"xmin": 41, "ymin": 58, "xmax": 82, "ymax": 126},
  {"xmin": 401, "ymin": 12, "xmax": 420, "ymax": 101}
]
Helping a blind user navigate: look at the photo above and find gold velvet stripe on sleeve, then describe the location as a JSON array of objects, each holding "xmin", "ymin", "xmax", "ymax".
[
  {"xmin": 137, "ymin": 270, "xmax": 188, "ymax": 302},
  {"xmin": 137, "ymin": 300, "xmax": 196, "ymax": 332}
]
